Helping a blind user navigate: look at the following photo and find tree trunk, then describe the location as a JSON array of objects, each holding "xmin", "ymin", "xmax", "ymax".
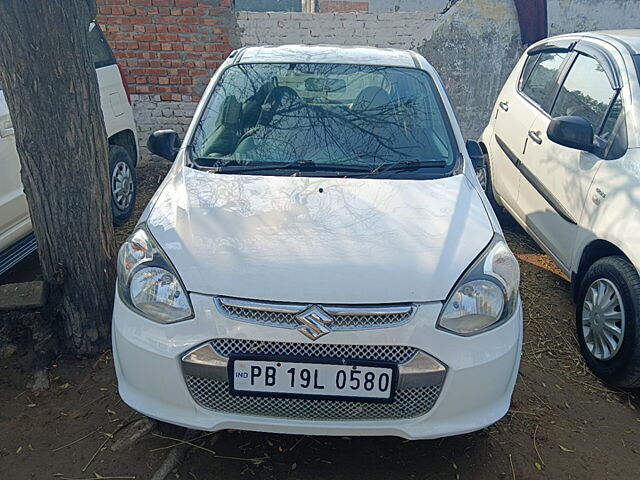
[{"xmin": 0, "ymin": 0, "xmax": 116, "ymax": 354}]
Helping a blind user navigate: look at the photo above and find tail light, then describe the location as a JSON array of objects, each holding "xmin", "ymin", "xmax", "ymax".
[{"xmin": 117, "ymin": 63, "xmax": 132, "ymax": 105}]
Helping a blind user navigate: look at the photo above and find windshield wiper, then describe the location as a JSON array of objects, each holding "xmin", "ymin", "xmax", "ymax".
[
  {"xmin": 370, "ymin": 159, "xmax": 448, "ymax": 174},
  {"xmin": 208, "ymin": 159, "xmax": 373, "ymax": 175}
]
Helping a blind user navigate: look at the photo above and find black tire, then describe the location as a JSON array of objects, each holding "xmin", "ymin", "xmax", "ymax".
[
  {"xmin": 109, "ymin": 145, "xmax": 137, "ymax": 227},
  {"xmin": 482, "ymin": 153, "xmax": 502, "ymax": 213},
  {"xmin": 576, "ymin": 256, "xmax": 640, "ymax": 388}
]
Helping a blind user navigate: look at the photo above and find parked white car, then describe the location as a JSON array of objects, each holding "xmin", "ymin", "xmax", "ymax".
[
  {"xmin": 480, "ymin": 30, "xmax": 640, "ymax": 388},
  {"xmin": 0, "ymin": 21, "xmax": 138, "ymax": 275},
  {"xmin": 113, "ymin": 45, "xmax": 522, "ymax": 440}
]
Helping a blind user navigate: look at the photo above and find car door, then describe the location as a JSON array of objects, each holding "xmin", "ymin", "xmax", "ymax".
[
  {"xmin": 0, "ymin": 86, "xmax": 30, "ymax": 252},
  {"xmin": 489, "ymin": 47, "xmax": 570, "ymax": 218},
  {"xmin": 517, "ymin": 47, "xmax": 621, "ymax": 271}
]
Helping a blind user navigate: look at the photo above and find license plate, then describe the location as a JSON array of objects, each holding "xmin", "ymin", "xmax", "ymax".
[{"xmin": 229, "ymin": 356, "xmax": 397, "ymax": 402}]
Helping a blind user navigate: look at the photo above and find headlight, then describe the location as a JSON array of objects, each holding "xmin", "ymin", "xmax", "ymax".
[
  {"xmin": 438, "ymin": 235, "xmax": 520, "ymax": 335},
  {"xmin": 117, "ymin": 225, "xmax": 193, "ymax": 323}
]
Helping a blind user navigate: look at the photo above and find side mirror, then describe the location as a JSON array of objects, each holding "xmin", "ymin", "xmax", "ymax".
[
  {"xmin": 147, "ymin": 129, "xmax": 181, "ymax": 161},
  {"xmin": 547, "ymin": 116, "xmax": 594, "ymax": 152},
  {"xmin": 466, "ymin": 139, "xmax": 485, "ymax": 169}
]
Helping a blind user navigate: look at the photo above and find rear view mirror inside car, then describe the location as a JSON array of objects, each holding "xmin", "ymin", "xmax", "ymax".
[{"xmin": 305, "ymin": 77, "xmax": 346, "ymax": 92}]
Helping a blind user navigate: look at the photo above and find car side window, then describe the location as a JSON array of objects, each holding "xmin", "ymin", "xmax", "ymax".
[
  {"xmin": 519, "ymin": 53, "xmax": 539, "ymax": 90},
  {"xmin": 599, "ymin": 95, "xmax": 627, "ymax": 159},
  {"xmin": 550, "ymin": 53, "xmax": 625, "ymax": 159},
  {"xmin": 520, "ymin": 51, "xmax": 567, "ymax": 109},
  {"xmin": 551, "ymin": 54, "xmax": 615, "ymax": 131},
  {"xmin": 88, "ymin": 22, "xmax": 116, "ymax": 69}
]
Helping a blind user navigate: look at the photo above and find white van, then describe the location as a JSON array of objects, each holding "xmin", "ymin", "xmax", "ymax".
[
  {"xmin": 0, "ymin": 21, "xmax": 139, "ymax": 275},
  {"xmin": 113, "ymin": 45, "xmax": 522, "ymax": 440}
]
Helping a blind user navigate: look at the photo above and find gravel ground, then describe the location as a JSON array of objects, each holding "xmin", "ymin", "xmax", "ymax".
[{"xmin": 0, "ymin": 161, "xmax": 638, "ymax": 479}]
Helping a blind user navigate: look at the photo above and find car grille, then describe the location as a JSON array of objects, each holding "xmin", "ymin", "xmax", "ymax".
[
  {"xmin": 215, "ymin": 297, "xmax": 413, "ymax": 330},
  {"xmin": 184, "ymin": 339, "xmax": 443, "ymax": 421},
  {"xmin": 186, "ymin": 376, "xmax": 441, "ymax": 420},
  {"xmin": 210, "ymin": 339, "xmax": 417, "ymax": 364}
]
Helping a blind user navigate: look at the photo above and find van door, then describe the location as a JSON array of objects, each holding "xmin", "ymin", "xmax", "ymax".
[
  {"xmin": 517, "ymin": 51, "xmax": 622, "ymax": 271},
  {"xmin": 0, "ymin": 88, "xmax": 30, "ymax": 251},
  {"xmin": 489, "ymin": 49, "xmax": 570, "ymax": 219}
]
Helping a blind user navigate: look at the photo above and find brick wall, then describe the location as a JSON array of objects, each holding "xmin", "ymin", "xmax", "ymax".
[
  {"xmin": 319, "ymin": 1, "xmax": 370, "ymax": 12},
  {"xmin": 96, "ymin": 0, "xmax": 237, "ymax": 158},
  {"xmin": 236, "ymin": 11, "xmax": 441, "ymax": 49}
]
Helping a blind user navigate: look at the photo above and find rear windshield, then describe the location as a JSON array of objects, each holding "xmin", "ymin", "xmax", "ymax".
[
  {"xmin": 190, "ymin": 63, "xmax": 459, "ymax": 179},
  {"xmin": 89, "ymin": 22, "xmax": 116, "ymax": 69}
]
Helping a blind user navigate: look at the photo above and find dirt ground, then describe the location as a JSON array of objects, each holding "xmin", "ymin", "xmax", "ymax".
[{"xmin": 1, "ymin": 161, "xmax": 639, "ymax": 480}]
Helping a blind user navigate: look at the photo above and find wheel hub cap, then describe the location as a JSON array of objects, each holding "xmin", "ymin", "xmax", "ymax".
[
  {"xmin": 112, "ymin": 161, "xmax": 133, "ymax": 211},
  {"xmin": 582, "ymin": 278, "xmax": 625, "ymax": 361}
]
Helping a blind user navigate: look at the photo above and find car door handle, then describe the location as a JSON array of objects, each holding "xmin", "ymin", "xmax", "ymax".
[
  {"xmin": 0, "ymin": 126, "xmax": 14, "ymax": 137},
  {"xmin": 528, "ymin": 130, "xmax": 542, "ymax": 145},
  {"xmin": 499, "ymin": 101, "xmax": 509, "ymax": 112}
]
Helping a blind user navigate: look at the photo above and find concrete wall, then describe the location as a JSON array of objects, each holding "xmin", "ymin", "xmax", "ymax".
[
  {"xmin": 99, "ymin": 0, "xmax": 640, "ymax": 156},
  {"xmin": 548, "ymin": 0, "xmax": 640, "ymax": 36},
  {"xmin": 368, "ymin": 0, "xmax": 449, "ymax": 12}
]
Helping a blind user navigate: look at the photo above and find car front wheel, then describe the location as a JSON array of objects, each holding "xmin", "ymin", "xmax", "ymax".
[
  {"xmin": 576, "ymin": 256, "xmax": 640, "ymax": 388},
  {"xmin": 109, "ymin": 145, "xmax": 137, "ymax": 227}
]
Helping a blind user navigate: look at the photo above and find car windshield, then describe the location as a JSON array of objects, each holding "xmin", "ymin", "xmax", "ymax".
[
  {"xmin": 634, "ymin": 54, "xmax": 640, "ymax": 84},
  {"xmin": 190, "ymin": 63, "xmax": 459, "ymax": 178}
]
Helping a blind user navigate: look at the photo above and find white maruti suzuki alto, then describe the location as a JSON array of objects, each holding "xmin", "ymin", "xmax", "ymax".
[{"xmin": 113, "ymin": 45, "xmax": 522, "ymax": 440}]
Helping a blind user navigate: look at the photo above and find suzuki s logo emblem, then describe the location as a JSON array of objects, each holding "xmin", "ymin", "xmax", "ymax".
[{"xmin": 295, "ymin": 305, "xmax": 334, "ymax": 340}]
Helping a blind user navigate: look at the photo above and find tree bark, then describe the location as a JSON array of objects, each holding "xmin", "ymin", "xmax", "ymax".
[{"xmin": 0, "ymin": 0, "xmax": 116, "ymax": 354}]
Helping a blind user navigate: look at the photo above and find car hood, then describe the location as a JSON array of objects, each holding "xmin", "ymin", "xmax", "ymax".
[{"xmin": 146, "ymin": 166, "xmax": 494, "ymax": 303}]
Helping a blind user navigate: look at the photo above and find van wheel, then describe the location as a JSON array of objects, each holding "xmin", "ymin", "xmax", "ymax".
[
  {"xmin": 109, "ymin": 145, "xmax": 137, "ymax": 227},
  {"xmin": 576, "ymin": 256, "xmax": 640, "ymax": 388}
]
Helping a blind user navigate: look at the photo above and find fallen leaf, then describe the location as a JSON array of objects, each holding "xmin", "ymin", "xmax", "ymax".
[
  {"xmin": 16, "ymin": 446, "xmax": 22, "ymax": 454},
  {"xmin": 26, "ymin": 403, "xmax": 36, "ymax": 408},
  {"xmin": 535, "ymin": 462, "xmax": 543, "ymax": 470},
  {"xmin": 558, "ymin": 445, "xmax": 575, "ymax": 453}
]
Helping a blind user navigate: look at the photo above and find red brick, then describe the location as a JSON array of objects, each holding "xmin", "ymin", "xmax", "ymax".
[{"xmin": 319, "ymin": 1, "xmax": 369, "ymax": 13}]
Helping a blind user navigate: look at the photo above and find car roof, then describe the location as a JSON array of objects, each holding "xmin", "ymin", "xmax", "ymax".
[
  {"xmin": 593, "ymin": 30, "xmax": 640, "ymax": 54},
  {"xmin": 236, "ymin": 45, "xmax": 419, "ymax": 68},
  {"xmin": 544, "ymin": 30, "xmax": 640, "ymax": 55}
]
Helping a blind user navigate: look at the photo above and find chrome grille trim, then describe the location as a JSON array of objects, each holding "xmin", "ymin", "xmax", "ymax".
[
  {"xmin": 215, "ymin": 297, "xmax": 414, "ymax": 330},
  {"xmin": 186, "ymin": 376, "xmax": 441, "ymax": 420}
]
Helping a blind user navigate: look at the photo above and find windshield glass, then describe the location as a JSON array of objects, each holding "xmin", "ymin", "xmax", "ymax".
[
  {"xmin": 190, "ymin": 63, "xmax": 459, "ymax": 178},
  {"xmin": 635, "ymin": 55, "xmax": 640, "ymax": 84}
]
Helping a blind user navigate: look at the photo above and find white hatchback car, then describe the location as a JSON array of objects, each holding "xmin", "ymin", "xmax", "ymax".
[
  {"xmin": 480, "ymin": 31, "xmax": 640, "ymax": 388},
  {"xmin": 113, "ymin": 45, "xmax": 522, "ymax": 440},
  {"xmin": 0, "ymin": 21, "xmax": 138, "ymax": 275}
]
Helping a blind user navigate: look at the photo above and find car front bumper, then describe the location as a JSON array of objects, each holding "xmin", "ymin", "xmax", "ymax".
[{"xmin": 112, "ymin": 293, "xmax": 522, "ymax": 440}]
